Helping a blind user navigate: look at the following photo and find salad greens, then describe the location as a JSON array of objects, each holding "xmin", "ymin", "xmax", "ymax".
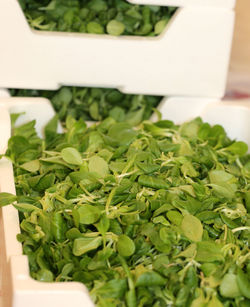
[
  {"xmin": 18, "ymin": 0, "xmax": 177, "ymax": 36},
  {"xmin": 10, "ymin": 87, "xmax": 162, "ymax": 125},
  {"xmin": 1, "ymin": 114, "xmax": 250, "ymax": 307}
]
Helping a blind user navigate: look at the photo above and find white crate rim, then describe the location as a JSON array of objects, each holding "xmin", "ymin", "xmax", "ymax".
[
  {"xmin": 0, "ymin": 97, "xmax": 250, "ymax": 306},
  {"xmin": 0, "ymin": 0, "xmax": 235, "ymax": 98},
  {"xmin": 128, "ymin": 0, "xmax": 236, "ymax": 8}
]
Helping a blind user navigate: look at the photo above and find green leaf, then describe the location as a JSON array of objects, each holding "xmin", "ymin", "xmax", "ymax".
[
  {"xmin": 109, "ymin": 107, "xmax": 125, "ymax": 122},
  {"xmin": 89, "ymin": 101, "xmax": 100, "ymax": 120},
  {"xmin": 195, "ymin": 241, "xmax": 224, "ymax": 262},
  {"xmin": 8, "ymin": 136, "xmax": 30, "ymax": 155},
  {"xmin": 20, "ymin": 160, "xmax": 40, "ymax": 172},
  {"xmin": 190, "ymin": 289, "xmax": 206, "ymax": 307},
  {"xmin": 88, "ymin": 0, "xmax": 108, "ymax": 12},
  {"xmin": 154, "ymin": 20, "xmax": 167, "ymax": 35},
  {"xmin": 209, "ymin": 184, "xmax": 235, "ymax": 199},
  {"xmin": 179, "ymin": 119, "xmax": 200, "ymax": 138},
  {"xmin": 181, "ymin": 214, "xmax": 203, "ymax": 242},
  {"xmin": 36, "ymin": 269, "xmax": 54, "ymax": 282},
  {"xmin": 198, "ymin": 123, "xmax": 211, "ymax": 140},
  {"xmin": 77, "ymin": 205, "xmax": 101, "ymax": 225},
  {"xmin": 181, "ymin": 161, "xmax": 198, "ymax": 177},
  {"xmin": 152, "ymin": 216, "xmax": 170, "ymax": 226},
  {"xmin": 0, "ymin": 192, "xmax": 17, "ymax": 207},
  {"xmin": 61, "ymin": 263, "xmax": 74, "ymax": 277},
  {"xmin": 88, "ymin": 155, "xmax": 109, "ymax": 178},
  {"xmin": 61, "ymin": 147, "xmax": 82, "ymax": 165},
  {"xmin": 166, "ymin": 210, "xmax": 183, "ymax": 226},
  {"xmin": 177, "ymin": 243, "xmax": 196, "ymax": 259},
  {"xmin": 73, "ymin": 236, "xmax": 102, "ymax": 256},
  {"xmin": 209, "ymin": 170, "xmax": 237, "ymax": 199},
  {"xmin": 209, "ymin": 170, "xmax": 236, "ymax": 185},
  {"xmin": 136, "ymin": 271, "xmax": 166, "ymax": 287},
  {"xmin": 117, "ymin": 234, "xmax": 135, "ymax": 257},
  {"xmin": 14, "ymin": 203, "xmax": 40, "ymax": 213},
  {"xmin": 236, "ymin": 268, "xmax": 250, "ymax": 299},
  {"xmin": 44, "ymin": 115, "xmax": 58, "ymax": 143},
  {"xmin": 95, "ymin": 279, "xmax": 127, "ymax": 299},
  {"xmin": 35, "ymin": 173, "xmax": 55, "ymax": 192},
  {"xmin": 225, "ymin": 141, "xmax": 248, "ymax": 156},
  {"xmin": 207, "ymin": 295, "xmax": 223, "ymax": 307},
  {"xmin": 87, "ymin": 21, "xmax": 104, "ymax": 34},
  {"xmin": 96, "ymin": 215, "xmax": 110, "ymax": 234},
  {"xmin": 138, "ymin": 175, "xmax": 169, "ymax": 190},
  {"xmin": 220, "ymin": 273, "xmax": 241, "ymax": 298},
  {"xmin": 107, "ymin": 20, "xmax": 125, "ymax": 36},
  {"xmin": 108, "ymin": 123, "xmax": 137, "ymax": 146}
]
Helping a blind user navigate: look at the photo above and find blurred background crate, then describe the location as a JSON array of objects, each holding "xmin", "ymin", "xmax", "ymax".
[{"xmin": 227, "ymin": 0, "xmax": 250, "ymax": 96}]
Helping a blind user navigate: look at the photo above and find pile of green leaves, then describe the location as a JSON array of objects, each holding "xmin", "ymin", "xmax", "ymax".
[
  {"xmin": 10, "ymin": 87, "xmax": 162, "ymax": 125},
  {"xmin": 1, "ymin": 114, "xmax": 250, "ymax": 307},
  {"xmin": 18, "ymin": 0, "xmax": 176, "ymax": 36}
]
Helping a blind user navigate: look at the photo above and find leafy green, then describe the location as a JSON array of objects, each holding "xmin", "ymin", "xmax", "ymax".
[
  {"xmin": 181, "ymin": 214, "xmax": 203, "ymax": 242},
  {"xmin": 18, "ymin": 0, "xmax": 176, "ymax": 37},
  {"xmin": 0, "ymin": 193, "xmax": 17, "ymax": 206},
  {"xmin": 10, "ymin": 87, "xmax": 162, "ymax": 125},
  {"xmin": 0, "ymin": 114, "xmax": 250, "ymax": 306},
  {"xmin": 78, "ymin": 205, "xmax": 101, "ymax": 225},
  {"xmin": 117, "ymin": 234, "xmax": 135, "ymax": 257},
  {"xmin": 107, "ymin": 19, "xmax": 125, "ymax": 36},
  {"xmin": 61, "ymin": 147, "xmax": 83, "ymax": 165}
]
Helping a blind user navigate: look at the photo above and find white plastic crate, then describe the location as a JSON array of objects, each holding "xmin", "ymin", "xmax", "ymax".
[
  {"xmin": 129, "ymin": 0, "xmax": 236, "ymax": 8},
  {"xmin": 0, "ymin": 0, "xmax": 235, "ymax": 97},
  {"xmin": 0, "ymin": 96, "xmax": 250, "ymax": 307},
  {"xmin": 1, "ymin": 1, "xmax": 248, "ymax": 306},
  {"xmin": 0, "ymin": 98, "xmax": 94, "ymax": 307},
  {"xmin": 0, "ymin": 89, "xmax": 10, "ymax": 98}
]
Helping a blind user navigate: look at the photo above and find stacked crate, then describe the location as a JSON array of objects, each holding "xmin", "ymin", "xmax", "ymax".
[{"xmin": 0, "ymin": 1, "xmax": 249, "ymax": 306}]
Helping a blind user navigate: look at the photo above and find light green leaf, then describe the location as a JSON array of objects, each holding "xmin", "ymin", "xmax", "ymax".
[
  {"xmin": 77, "ymin": 205, "xmax": 101, "ymax": 225},
  {"xmin": 96, "ymin": 215, "xmax": 110, "ymax": 234},
  {"xmin": 0, "ymin": 192, "xmax": 17, "ymax": 207},
  {"xmin": 88, "ymin": 155, "xmax": 109, "ymax": 178},
  {"xmin": 36, "ymin": 269, "xmax": 54, "ymax": 282},
  {"xmin": 61, "ymin": 147, "xmax": 82, "ymax": 166},
  {"xmin": 209, "ymin": 170, "xmax": 236, "ymax": 185},
  {"xmin": 117, "ymin": 234, "xmax": 135, "ymax": 257},
  {"xmin": 87, "ymin": 21, "xmax": 104, "ymax": 34},
  {"xmin": 209, "ymin": 170, "xmax": 237, "ymax": 198},
  {"xmin": 154, "ymin": 20, "xmax": 167, "ymax": 35},
  {"xmin": 73, "ymin": 236, "xmax": 102, "ymax": 256},
  {"xmin": 207, "ymin": 295, "xmax": 223, "ymax": 307},
  {"xmin": 14, "ymin": 203, "xmax": 40, "ymax": 213},
  {"xmin": 220, "ymin": 273, "xmax": 241, "ymax": 298},
  {"xmin": 181, "ymin": 162, "xmax": 199, "ymax": 177},
  {"xmin": 181, "ymin": 214, "xmax": 203, "ymax": 242},
  {"xmin": 209, "ymin": 184, "xmax": 235, "ymax": 199},
  {"xmin": 20, "ymin": 160, "xmax": 40, "ymax": 172},
  {"xmin": 152, "ymin": 216, "xmax": 170, "ymax": 226},
  {"xmin": 225, "ymin": 141, "xmax": 248, "ymax": 156},
  {"xmin": 195, "ymin": 241, "xmax": 224, "ymax": 262},
  {"xmin": 176, "ymin": 243, "xmax": 196, "ymax": 259},
  {"xmin": 136, "ymin": 271, "xmax": 166, "ymax": 287},
  {"xmin": 107, "ymin": 20, "xmax": 125, "ymax": 36}
]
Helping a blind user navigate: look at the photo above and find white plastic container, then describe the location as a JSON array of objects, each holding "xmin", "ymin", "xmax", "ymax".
[
  {"xmin": 0, "ymin": 96, "xmax": 250, "ymax": 307},
  {"xmin": 0, "ymin": 1, "xmax": 249, "ymax": 306},
  {"xmin": 0, "ymin": 0, "xmax": 235, "ymax": 97},
  {"xmin": 129, "ymin": 0, "xmax": 236, "ymax": 8},
  {"xmin": 0, "ymin": 98, "xmax": 94, "ymax": 307}
]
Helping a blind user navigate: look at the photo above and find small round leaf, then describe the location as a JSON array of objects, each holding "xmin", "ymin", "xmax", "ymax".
[
  {"xmin": 61, "ymin": 147, "xmax": 82, "ymax": 165},
  {"xmin": 181, "ymin": 214, "xmax": 203, "ymax": 242},
  {"xmin": 117, "ymin": 234, "xmax": 135, "ymax": 257},
  {"xmin": 107, "ymin": 20, "xmax": 125, "ymax": 36}
]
